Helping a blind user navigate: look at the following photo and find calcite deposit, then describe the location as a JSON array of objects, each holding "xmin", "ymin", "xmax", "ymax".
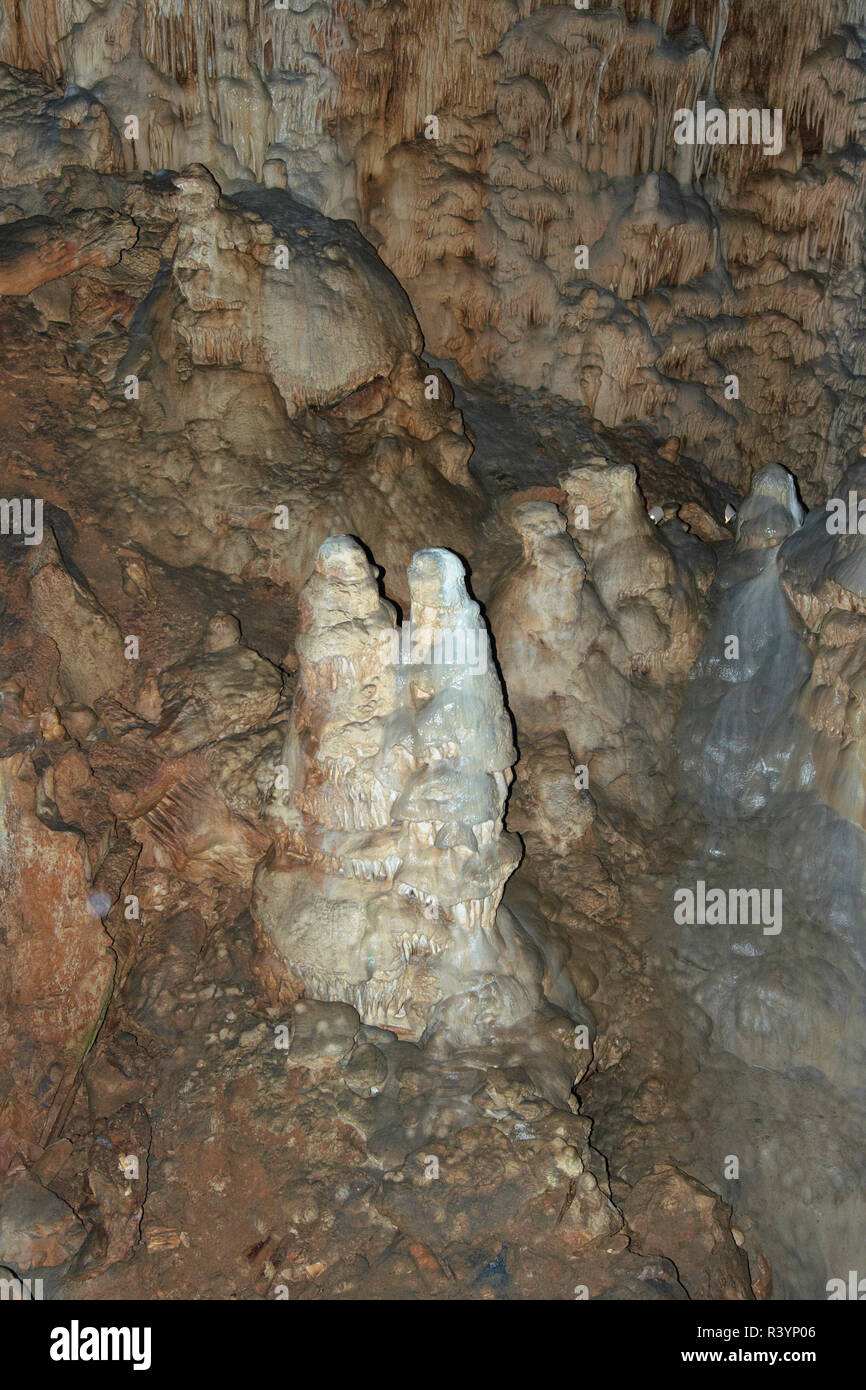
[
  {"xmin": 0, "ymin": 0, "xmax": 864, "ymax": 1313},
  {"xmin": 254, "ymin": 535, "xmax": 558, "ymax": 1046}
]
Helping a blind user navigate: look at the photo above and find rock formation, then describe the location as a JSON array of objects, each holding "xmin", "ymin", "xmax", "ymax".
[
  {"xmin": 490, "ymin": 461, "xmax": 706, "ymax": 829},
  {"xmin": 254, "ymin": 535, "xmax": 560, "ymax": 1046},
  {"xmin": 1, "ymin": 2, "xmax": 861, "ymax": 497},
  {"xmin": 0, "ymin": 206, "xmax": 137, "ymax": 295}
]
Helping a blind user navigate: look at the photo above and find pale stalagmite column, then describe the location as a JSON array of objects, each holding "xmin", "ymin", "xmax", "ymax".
[{"xmin": 253, "ymin": 536, "xmax": 550, "ymax": 1043}]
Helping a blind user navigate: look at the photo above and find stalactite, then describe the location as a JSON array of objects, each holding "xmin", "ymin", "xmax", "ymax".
[{"xmin": 0, "ymin": 0, "xmax": 860, "ymax": 492}]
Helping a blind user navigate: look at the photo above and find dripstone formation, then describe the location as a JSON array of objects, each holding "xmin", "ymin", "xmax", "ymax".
[{"xmin": 254, "ymin": 536, "xmax": 558, "ymax": 1044}]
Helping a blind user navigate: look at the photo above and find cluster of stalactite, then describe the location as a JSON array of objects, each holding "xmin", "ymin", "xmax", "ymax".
[{"xmin": 0, "ymin": 0, "xmax": 863, "ymax": 496}]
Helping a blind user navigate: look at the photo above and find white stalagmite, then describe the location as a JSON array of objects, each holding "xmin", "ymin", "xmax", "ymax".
[{"xmin": 253, "ymin": 535, "xmax": 561, "ymax": 1044}]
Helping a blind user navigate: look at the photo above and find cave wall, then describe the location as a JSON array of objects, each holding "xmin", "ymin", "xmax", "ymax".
[{"xmin": 2, "ymin": 0, "xmax": 865, "ymax": 500}]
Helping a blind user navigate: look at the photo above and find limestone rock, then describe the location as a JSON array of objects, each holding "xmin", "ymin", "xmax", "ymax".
[
  {"xmin": 490, "ymin": 482, "xmax": 704, "ymax": 829},
  {"xmin": 0, "ymin": 206, "xmax": 137, "ymax": 295},
  {"xmin": 0, "ymin": 754, "xmax": 114, "ymax": 1175},
  {"xmin": 151, "ymin": 612, "xmax": 283, "ymax": 757},
  {"xmin": 0, "ymin": 1171, "xmax": 86, "ymax": 1275},
  {"xmin": 621, "ymin": 1165, "xmax": 754, "ymax": 1300},
  {"xmin": 171, "ymin": 166, "xmax": 423, "ymax": 418}
]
